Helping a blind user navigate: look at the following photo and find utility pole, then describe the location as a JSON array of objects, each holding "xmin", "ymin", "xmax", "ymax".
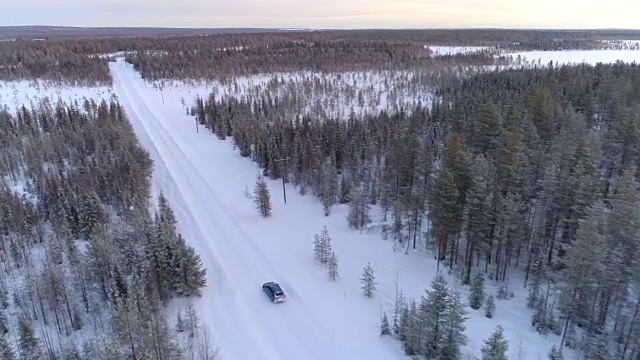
[{"xmin": 274, "ymin": 157, "xmax": 289, "ymax": 204}]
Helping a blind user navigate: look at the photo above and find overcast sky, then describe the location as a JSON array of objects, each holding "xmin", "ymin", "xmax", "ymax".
[{"xmin": 1, "ymin": 0, "xmax": 639, "ymax": 29}]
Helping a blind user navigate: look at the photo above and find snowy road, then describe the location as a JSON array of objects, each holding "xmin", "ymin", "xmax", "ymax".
[{"xmin": 110, "ymin": 61, "xmax": 334, "ymax": 360}]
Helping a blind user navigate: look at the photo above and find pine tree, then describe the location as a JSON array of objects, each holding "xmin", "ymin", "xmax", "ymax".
[
  {"xmin": 185, "ymin": 303, "xmax": 200, "ymax": 338},
  {"xmin": 420, "ymin": 275, "xmax": 451, "ymax": 358},
  {"xmin": 398, "ymin": 303, "xmax": 410, "ymax": 343},
  {"xmin": 440, "ymin": 290, "xmax": 468, "ymax": 360},
  {"xmin": 485, "ymin": 293, "xmax": 496, "ymax": 318},
  {"xmin": 393, "ymin": 289, "xmax": 405, "ymax": 335},
  {"xmin": 347, "ymin": 186, "xmax": 371, "ymax": 229},
  {"xmin": 86, "ymin": 225, "xmax": 116, "ymax": 300},
  {"xmin": 176, "ymin": 310, "xmax": 184, "ymax": 333},
  {"xmin": 79, "ymin": 186, "xmax": 104, "ymax": 239},
  {"xmin": 464, "ymin": 155, "xmax": 494, "ymax": 284},
  {"xmin": 0, "ymin": 334, "xmax": 14, "ymax": 360},
  {"xmin": 253, "ymin": 175, "xmax": 272, "ymax": 217},
  {"xmin": 320, "ymin": 160, "xmax": 338, "ymax": 216},
  {"xmin": 111, "ymin": 264, "xmax": 129, "ymax": 308},
  {"xmin": 313, "ymin": 232, "xmax": 323, "ymax": 264},
  {"xmin": 339, "ymin": 176, "xmax": 351, "ymax": 204},
  {"xmin": 469, "ymin": 272, "xmax": 486, "ymax": 310},
  {"xmin": 47, "ymin": 234, "xmax": 64, "ymax": 265},
  {"xmin": 17, "ymin": 317, "xmax": 42, "ymax": 360},
  {"xmin": 327, "ymin": 251, "xmax": 339, "ymax": 281},
  {"xmin": 360, "ymin": 261, "xmax": 377, "ymax": 297},
  {"xmin": 313, "ymin": 226, "xmax": 332, "ymax": 265},
  {"xmin": 403, "ymin": 301, "xmax": 421, "ymax": 356},
  {"xmin": 428, "ymin": 168, "xmax": 462, "ymax": 266},
  {"xmin": 380, "ymin": 312, "xmax": 391, "ymax": 336},
  {"xmin": 0, "ymin": 311, "xmax": 7, "ymax": 335},
  {"xmin": 0, "ymin": 279, "xmax": 8, "ymax": 310},
  {"xmin": 62, "ymin": 344, "xmax": 83, "ymax": 360},
  {"xmin": 583, "ymin": 329, "xmax": 610, "ymax": 360},
  {"xmin": 548, "ymin": 345, "xmax": 563, "ymax": 360},
  {"xmin": 172, "ymin": 234, "xmax": 207, "ymax": 297},
  {"xmin": 481, "ymin": 325, "xmax": 509, "ymax": 360},
  {"xmin": 557, "ymin": 202, "xmax": 606, "ymax": 348}
]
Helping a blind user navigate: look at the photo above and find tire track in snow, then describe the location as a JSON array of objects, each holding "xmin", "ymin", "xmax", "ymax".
[
  {"xmin": 111, "ymin": 61, "xmax": 332, "ymax": 360},
  {"xmin": 137, "ymin": 95, "xmax": 331, "ymax": 336},
  {"xmin": 111, "ymin": 65, "xmax": 296, "ymax": 360}
]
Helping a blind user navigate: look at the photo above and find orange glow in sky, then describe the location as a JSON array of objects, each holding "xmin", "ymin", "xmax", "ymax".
[{"xmin": 0, "ymin": 0, "xmax": 638, "ymax": 29}]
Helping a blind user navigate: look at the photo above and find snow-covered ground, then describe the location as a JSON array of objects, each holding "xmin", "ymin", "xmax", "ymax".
[
  {"xmin": 505, "ymin": 49, "xmax": 640, "ymax": 67},
  {"xmin": 427, "ymin": 46, "xmax": 493, "ymax": 56},
  {"xmin": 145, "ymin": 69, "xmax": 434, "ymax": 119},
  {"xmin": 10, "ymin": 47, "xmax": 639, "ymax": 358},
  {"xmin": 108, "ymin": 59, "xmax": 578, "ymax": 360},
  {"xmin": 0, "ymin": 80, "xmax": 113, "ymax": 110}
]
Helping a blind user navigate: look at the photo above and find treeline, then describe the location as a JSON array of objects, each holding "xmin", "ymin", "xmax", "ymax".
[
  {"xmin": 6, "ymin": 29, "xmax": 638, "ymax": 85},
  {"xmin": 0, "ymin": 33, "xmax": 495, "ymax": 84},
  {"xmin": 328, "ymin": 29, "xmax": 640, "ymax": 46},
  {"xmin": 125, "ymin": 38, "xmax": 497, "ymax": 81},
  {"xmin": 193, "ymin": 62, "xmax": 640, "ymax": 358},
  {"xmin": 0, "ymin": 39, "xmax": 112, "ymax": 85},
  {"xmin": 0, "ymin": 99, "xmax": 210, "ymax": 358}
]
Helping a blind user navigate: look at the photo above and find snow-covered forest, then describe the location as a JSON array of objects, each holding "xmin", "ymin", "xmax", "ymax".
[
  {"xmin": 0, "ymin": 97, "xmax": 211, "ymax": 358},
  {"xmin": 191, "ymin": 59, "xmax": 640, "ymax": 359},
  {"xmin": 1, "ymin": 28, "xmax": 640, "ymax": 359}
]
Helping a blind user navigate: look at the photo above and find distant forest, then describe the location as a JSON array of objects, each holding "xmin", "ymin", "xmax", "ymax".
[{"xmin": 2, "ymin": 28, "xmax": 640, "ymax": 83}]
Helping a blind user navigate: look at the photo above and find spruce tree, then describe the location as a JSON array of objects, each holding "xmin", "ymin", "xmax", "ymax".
[
  {"xmin": 313, "ymin": 226, "xmax": 332, "ymax": 265},
  {"xmin": 398, "ymin": 304, "xmax": 410, "ymax": 343},
  {"xmin": 176, "ymin": 310, "xmax": 184, "ymax": 333},
  {"xmin": 583, "ymin": 329, "xmax": 610, "ymax": 360},
  {"xmin": 339, "ymin": 176, "xmax": 351, "ymax": 204},
  {"xmin": 485, "ymin": 293, "xmax": 496, "ymax": 318},
  {"xmin": 79, "ymin": 187, "xmax": 104, "ymax": 239},
  {"xmin": 185, "ymin": 303, "xmax": 200, "ymax": 338},
  {"xmin": 320, "ymin": 160, "xmax": 338, "ymax": 216},
  {"xmin": 0, "ymin": 334, "xmax": 14, "ymax": 360},
  {"xmin": 62, "ymin": 344, "xmax": 83, "ymax": 360},
  {"xmin": 360, "ymin": 261, "xmax": 377, "ymax": 297},
  {"xmin": 420, "ymin": 275, "xmax": 451, "ymax": 358},
  {"xmin": 17, "ymin": 317, "xmax": 42, "ymax": 360},
  {"xmin": 481, "ymin": 325, "xmax": 509, "ymax": 360},
  {"xmin": 327, "ymin": 251, "xmax": 339, "ymax": 281},
  {"xmin": 428, "ymin": 168, "xmax": 462, "ymax": 266},
  {"xmin": 464, "ymin": 155, "xmax": 493, "ymax": 284},
  {"xmin": 558, "ymin": 202, "xmax": 606, "ymax": 347},
  {"xmin": 469, "ymin": 272, "xmax": 486, "ymax": 310},
  {"xmin": 403, "ymin": 301, "xmax": 421, "ymax": 356},
  {"xmin": 347, "ymin": 186, "xmax": 371, "ymax": 229},
  {"xmin": 0, "ymin": 311, "xmax": 7, "ymax": 335},
  {"xmin": 253, "ymin": 175, "xmax": 272, "ymax": 217},
  {"xmin": 393, "ymin": 289, "xmax": 405, "ymax": 335},
  {"xmin": 548, "ymin": 345, "xmax": 563, "ymax": 360},
  {"xmin": 313, "ymin": 232, "xmax": 323, "ymax": 264},
  {"xmin": 440, "ymin": 290, "xmax": 468, "ymax": 360},
  {"xmin": 380, "ymin": 312, "xmax": 391, "ymax": 336},
  {"xmin": 172, "ymin": 234, "xmax": 207, "ymax": 297}
]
